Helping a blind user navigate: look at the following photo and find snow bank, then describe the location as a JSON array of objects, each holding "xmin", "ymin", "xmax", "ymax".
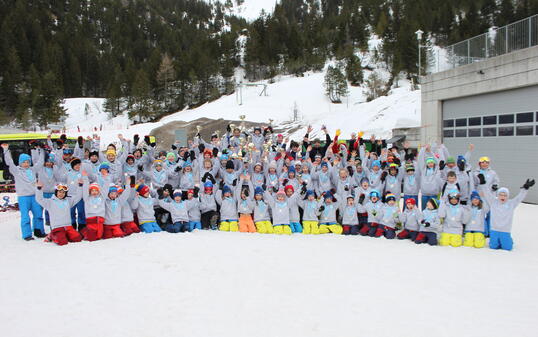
[{"xmin": 1, "ymin": 204, "xmax": 537, "ymax": 337}]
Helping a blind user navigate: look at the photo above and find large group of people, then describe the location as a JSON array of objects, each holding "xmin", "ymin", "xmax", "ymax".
[{"xmin": 2, "ymin": 124, "xmax": 534, "ymax": 251}]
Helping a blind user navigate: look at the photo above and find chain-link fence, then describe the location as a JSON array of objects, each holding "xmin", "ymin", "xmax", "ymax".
[{"xmin": 428, "ymin": 14, "xmax": 538, "ymax": 74}]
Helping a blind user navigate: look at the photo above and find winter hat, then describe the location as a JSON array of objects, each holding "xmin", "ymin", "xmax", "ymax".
[
  {"xmin": 254, "ymin": 162, "xmax": 263, "ymax": 169},
  {"xmin": 446, "ymin": 156, "xmax": 456, "ymax": 164},
  {"xmin": 470, "ymin": 190, "xmax": 481, "ymax": 201},
  {"xmin": 136, "ymin": 184, "xmax": 150, "ymax": 196},
  {"xmin": 220, "ymin": 154, "xmax": 229, "ymax": 161},
  {"xmin": 323, "ymin": 191, "xmax": 333, "ymax": 201},
  {"xmin": 163, "ymin": 184, "xmax": 174, "ymax": 196},
  {"xmin": 18, "ymin": 153, "xmax": 31, "ymax": 165},
  {"xmin": 405, "ymin": 198, "xmax": 416, "ymax": 205},
  {"xmin": 167, "ymin": 152, "xmax": 176, "ymax": 160},
  {"xmin": 447, "ymin": 189, "xmax": 460, "ymax": 199},
  {"xmin": 70, "ymin": 157, "xmax": 81, "ymax": 169},
  {"xmin": 427, "ymin": 198, "xmax": 439, "ymax": 209},
  {"xmin": 225, "ymin": 160, "xmax": 234, "ymax": 170},
  {"xmin": 406, "ymin": 164, "xmax": 415, "ymax": 172},
  {"xmin": 223, "ymin": 185, "xmax": 232, "ymax": 195},
  {"xmin": 276, "ymin": 189, "xmax": 286, "ymax": 197},
  {"xmin": 254, "ymin": 186, "xmax": 264, "ymax": 196},
  {"xmin": 372, "ymin": 160, "xmax": 381, "ymax": 168},
  {"xmin": 89, "ymin": 183, "xmax": 100, "ymax": 193},
  {"xmin": 268, "ymin": 161, "xmax": 277, "ymax": 170},
  {"xmin": 63, "ymin": 148, "xmax": 73, "ymax": 155},
  {"xmin": 293, "ymin": 160, "xmax": 302, "ymax": 167},
  {"xmin": 288, "ymin": 165, "xmax": 296, "ymax": 174},
  {"xmin": 360, "ymin": 177, "xmax": 370, "ymax": 185},
  {"xmin": 204, "ymin": 181, "xmax": 214, "ymax": 189},
  {"xmin": 117, "ymin": 185, "xmax": 124, "ymax": 194},
  {"xmin": 497, "ymin": 187, "xmax": 510, "ymax": 197},
  {"xmin": 108, "ymin": 184, "xmax": 118, "ymax": 194},
  {"xmin": 89, "ymin": 150, "xmax": 99, "ymax": 158},
  {"xmin": 106, "ymin": 149, "xmax": 116, "ymax": 156},
  {"xmin": 369, "ymin": 190, "xmax": 380, "ymax": 199},
  {"xmin": 182, "ymin": 160, "xmax": 192, "ymax": 168},
  {"xmin": 154, "ymin": 159, "xmax": 163, "ymax": 167},
  {"xmin": 321, "ymin": 162, "xmax": 329, "ymax": 168},
  {"xmin": 99, "ymin": 162, "xmax": 110, "ymax": 172},
  {"xmin": 425, "ymin": 157, "xmax": 436, "ymax": 165},
  {"xmin": 306, "ymin": 190, "xmax": 315, "ymax": 198},
  {"xmin": 126, "ymin": 154, "xmax": 135, "ymax": 163},
  {"xmin": 284, "ymin": 185, "xmax": 294, "ymax": 193},
  {"xmin": 385, "ymin": 193, "xmax": 396, "ymax": 202},
  {"xmin": 173, "ymin": 189, "xmax": 182, "ymax": 198},
  {"xmin": 46, "ymin": 152, "xmax": 55, "ymax": 163},
  {"xmin": 389, "ymin": 163, "xmax": 398, "ymax": 170},
  {"xmin": 457, "ymin": 155, "xmax": 466, "ymax": 165}
]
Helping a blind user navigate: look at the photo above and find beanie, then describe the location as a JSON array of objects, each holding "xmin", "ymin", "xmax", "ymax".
[
  {"xmin": 70, "ymin": 157, "xmax": 81, "ymax": 169},
  {"xmin": 18, "ymin": 153, "xmax": 32, "ymax": 165},
  {"xmin": 225, "ymin": 160, "xmax": 234, "ymax": 170}
]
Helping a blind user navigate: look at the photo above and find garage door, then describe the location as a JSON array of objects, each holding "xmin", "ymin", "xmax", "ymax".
[{"xmin": 442, "ymin": 85, "xmax": 538, "ymax": 204}]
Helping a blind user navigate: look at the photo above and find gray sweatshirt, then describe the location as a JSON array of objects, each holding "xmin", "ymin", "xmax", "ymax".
[
  {"xmin": 298, "ymin": 198, "xmax": 320, "ymax": 222},
  {"xmin": 215, "ymin": 190, "xmax": 238, "ymax": 221},
  {"xmin": 36, "ymin": 187, "xmax": 82, "ymax": 229},
  {"xmin": 199, "ymin": 192, "xmax": 217, "ymax": 213},
  {"xmin": 82, "ymin": 178, "xmax": 106, "ymax": 218},
  {"xmin": 104, "ymin": 185, "xmax": 132, "ymax": 225},
  {"xmin": 438, "ymin": 203, "xmax": 468, "ymax": 234},
  {"xmin": 465, "ymin": 203, "xmax": 490, "ymax": 232},
  {"xmin": 400, "ymin": 208, "xmax": 423, "ymax": 231},
  {"xmin": 420, "ymin": 209, "xmax": 441, "ymax": 232},
  {"xmin": 479, "ymin": 186, "xmax": 527, "ymax": 233},
  {"xmin": 131, "ymin": 196, "xmax": 158, "ymax": 224},
  {"xmin": 338, "ymin": 197, "xmax": 364, "ymax": 225},
  {"xmin": 253, "ymin": 199, "xmax": 271, "ymax": 222},
  {"xmin": 158, "ymin": 198, "xmax": 191, "ymax": 223},
  {"xmin": 4, "ymin": 150, "xmax": 42, "ymax": 196}
]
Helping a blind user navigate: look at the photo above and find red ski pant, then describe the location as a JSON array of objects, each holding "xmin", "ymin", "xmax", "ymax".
[
  {"xmin": 121, "ymin": 221, "xmax": 140, "ymax": 236},
  {"xmin": 103, "ymin": 224, "xmax": 125, "ymax": 239},
  {"xmin": 50, "ymin": 226, "xmax": 82, "ymax": 246},
  {"xmin": 82, "ymin": 216, "xmax": 104, "ymax": 241}
]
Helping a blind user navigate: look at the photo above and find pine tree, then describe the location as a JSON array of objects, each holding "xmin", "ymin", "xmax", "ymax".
[
  {"xmin": 324, "ymin": 65, "xmax": 348, "ymax": 103},
  {"xmin": 130, "ymin": 69, "xmax": 153, "ymax": 122},
  {"xmin": 33, "ymin": 71, "xmax": 66, "ymax": 128},
  {"xmin": 156, "ymin": 53, "xmax": 176, "ymax": 110},
  {"xmin": 365, "ymin": 71, "xmax": 386, "ymax": 102},
  {"xmin": 345, "ymin": 52, "xmax": 363, "ymax": 86}
]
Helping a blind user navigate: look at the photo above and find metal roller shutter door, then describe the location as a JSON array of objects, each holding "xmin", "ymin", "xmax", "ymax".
[{"xmin": 442, "ymin": 85, "xmax": 538, "ymax": 204}]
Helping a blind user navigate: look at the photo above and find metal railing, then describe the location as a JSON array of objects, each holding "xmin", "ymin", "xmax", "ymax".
[{"xmin": 428, "ymin": 14, "xmax": 538, "ymax": 74}]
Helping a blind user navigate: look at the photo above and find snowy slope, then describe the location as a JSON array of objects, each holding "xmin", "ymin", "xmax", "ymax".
[
  {"xmin": 1, "ymin": 204, "xmax": 537, "ymax": 337},
  {"xmin": 207, "ymin": 0, "xmax": 279, "ymax": 21}
]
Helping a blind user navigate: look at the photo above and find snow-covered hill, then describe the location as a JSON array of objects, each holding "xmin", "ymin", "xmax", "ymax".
[{"xmin": 207, "ymin": 0, "xmax": 279, "ymax": 21}]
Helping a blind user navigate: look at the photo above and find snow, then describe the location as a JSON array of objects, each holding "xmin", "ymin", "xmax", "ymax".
[
  {"xmin": 1, "ymin": 203, "xmax": 538, "ymax": 337},
  {"xmin": 207, "ymin": 0, "xmax": 279, "ymax": 21}
]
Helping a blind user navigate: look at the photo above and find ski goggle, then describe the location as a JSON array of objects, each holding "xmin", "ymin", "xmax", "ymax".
[
  {"xmin": 55, "ymin": 184, "xmax": 69, "ymax": 192},
  {"xmin": 448, "ymin": 194, "xmax": 460, "ymax": 200},
  {"xmin": 479, "ymin": 156, "xmax": 490, "ymax": 163}
]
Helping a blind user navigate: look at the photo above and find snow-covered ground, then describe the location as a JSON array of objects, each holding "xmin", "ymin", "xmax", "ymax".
[
  {"xmin": 207, "ymin": 0, "xmax": 279, "ymax": 21},
  {"xmin": 1, "ymin": 203, "xmax": 537, "ymax": 337}
]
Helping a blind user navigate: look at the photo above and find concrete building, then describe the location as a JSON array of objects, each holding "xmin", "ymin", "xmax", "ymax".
[{"xmin": 421, "ymin": 44, "xmax": 538, "ymax": 203}]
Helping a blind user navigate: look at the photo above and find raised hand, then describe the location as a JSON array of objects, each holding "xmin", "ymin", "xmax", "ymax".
[{"xmin": 523, "ymin": 179, "xmax": 535, "ymax": 190}]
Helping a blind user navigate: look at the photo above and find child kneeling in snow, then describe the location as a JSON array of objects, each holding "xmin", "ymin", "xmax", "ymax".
[
  {"xmin": 372, "ymin": 192, "xmax": 400, "ymax": 239},
  {"xmin": 415, "ymin": 199, "xmax": 440, "ymax": 246},
  {"xmin": 360, "ymin": 190, "xmax": 383, "ymax": 236},
  {"xmin": 265, "ymin": 188, "xmax": 294, "ymax": 235},
  {"xmin": 118, "ymin": 182, "xmax": 140, "ymax": 236},
  {"xmin": 318, "ymin": 191, "xmax": 343, "ymax": 234},
  {"xmin": 103, "ymin": 182, "xmax": 132, "ymax": 239},
  {"xmin": 438, "ymin": 190, "xmax": 467, "ymax": 247},
  {"xmin": 36, "ymin": 182, "xmax": 83, "ymax": 246},
  {"xmin": 463, "ymin": 191, "xmax": 489, "ymax": 248},
  {"xmin": 81, "ymin": 173, "xmax": 106, "ymax": 241},
  {"xmin": 158, "ymin": 189, "xmax": 194, "ymax": 233},
  {"xmin": 338, "ymin": 193, "xmax": 362, "ymax": 235},
  {"xmin": 131, "ymin": 184, "xmax": 162, "ymax": 233},
  {"xmin": 397, "ymin": 198, "xmax": 422, "ymax": 241},
  {"xmin": 478, "ymin": 175, "xmax": 535, "ymax": 251},
  {"xmin": 215, "ymin": 184, "xmax": 239, "ymax": 232},
  {"xmin": 253, "ymin": 186, "xmax": 273, "ymax": 234},
  {"xmin": 299, "ymin": 190, "xmax": 320, "ymax": 235}
]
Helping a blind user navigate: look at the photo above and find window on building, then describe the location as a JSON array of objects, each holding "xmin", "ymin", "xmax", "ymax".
[
  {"xmin": 498, "ymin": 114, "xmax": 514, "ymax": 124},
  {"xmin": 482, "ymin": 127, "xmax": 497, "ymax": 137},
  {"xmin": 516, "ymin": 125, "xmax": 533, "ymax": 136},
  {"xmin": 483, "ymin": 115, "xmax": 497, "ymax": 125},
  {"xmin": 516, "ymin": 112, "xmax": 533, "ymax": 123},
  {"xmin": 499, "ymin": 126, "xmax": 514, "ymax": 136},
  {"xmin": 455, "ymin": 129, "xmax": 467, "ymax": 137},
  {"xmin": 455, "ymin": 118, "xmax": 467, "ymax": 127},
  {"xmin": 468, "ymin": 117, "xmax": 481, "ymax": 126},
  {"xmin": 444, "ymin": 129, "xmax": 454, "ymax": 138},
  {"xmin": 443, "ymin": 119, "xmax": 454, "ymax": 128},
  {"xmin": 468, "ymin": 128, "xmax": 481, "ymax": 137}
]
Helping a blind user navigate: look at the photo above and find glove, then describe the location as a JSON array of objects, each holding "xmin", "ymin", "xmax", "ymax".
[
  {"xmin": 226, "ymin": 124, "xmax": 232, "ymax": 133},
  {"xmin": 262, "ymin": 184, "xmax": 267, "ymax": 191},
  {"xmin": 439, "ymin": 160, "xmax": 445, "ymax": 170},
  {"xmin": 344, "ymin": 185, "xmax": 349, "ymax": 191},
  {"xmin": 477, "ymin": 173, "xmax": 486, "ymax": 185},
  {"xmin": 190, "ymin": 150, "xmax": 196, "ymax": 160},
  {"xmin": 358, "ymin": 194, "xmax": 365, "ymax": 204},
  {"xmin": 380, "ymin": 171, "xmax": 388, "ymax": 182},
  {"xmin": 335, "ymin": 129, "xmax": 341, "ymax": 137},
  {"xmin": 193, "ymin": 186, "xmax": 200, "ymax": 198},
  {"xmin": 129, "ymin": 176, "xmax": 136, "ymax": 186},
  {"xmin": 222, "ymin": 148, "xmax": 228, "ymax": 155},
  {"xmin": 198, "ymin": 143, "xmax": 205, "ymax": 153},
  {"xmin": 77, "ymin": 136, "xmax": 83, "ymax": 148},
  {"xmin": 212, "ymin": 147, "xmax": 219, "ymax": 157},
  {"xmin": 183, "ymin": 152, "xmax": 189, "ymax": 161},
  {"xmin": 458, "ymin": 161, "xmax": 465, "ymax": 171},
  {"xmin": 157, "ymin": 188, "xmax": 164, "ymax": 198},
  {"xmin": 301, "ymin": 184, "xmax": 307, "ymax": 195},
  {"xmin": 232, "ymin": 179, "xmax": 237, "ymax": 187},
  {"xmin": 371, "ymin": 210, "xmax": 377, "ymax": 217},
  {"xmin": 243, "ymin": 188, "xmax": 249, "ymax": 197},
  {"xmin": 272, "ymin": 186, "xmax": 278, "ymax": 193},
  {"xmin": 219, "ymin": 180, "xmax": 225, "ymax": 190},
  {"xmin": 381, "ymin": 161, "xmax": 387, "ymax": 170},
  {"xmin": 491, "ymin": 184, "xmax": 498, "ymax": 191},
  {"xmin": 347, "ymin": 166, "xmax": 354, "ymax": 177},
  {"xmin": 150, "ymin": 139, "xmax": 156, "ymax": 148},
  {"xmin": 133, "ymin": 134, "xmax": 139, "ymax": 146},
  {"xmin": 138, "ymin": 165, "xmax": 144, "ymax": 172},
  {"xmin": 395, "ymin": 223, "xmax": 402, "ymax": 230},
  {"xmin": 171, "ymin": 144, "xmax": 177, "ymax": 150},
  {"xmin": 202, "ymin": 172, "xmax": 210, "ymax": 182},
  {"xmin": 144, "ymin": 135, "xmax": 150, "ymax": 145},
  {"xmin": 283, "ymin": 179, "xmax": 289, "ymax": 186},
  {"xmin": 522, "ymin": 179, "xmax": 535, "ymax": 190},
  {"xmin": 319, "ymin": 205, "xmax": 325, "ymax": 213},
  {"xmin": 424, "ymin": 222, "xmax": 431, "ymax": 227},
  {"xmin": 28, "ymin": 140, "xmax": 37, "ymax": 149},
  {"xmin": 175, "ymin": 166, "xmax": 181, "ymax": 172}
]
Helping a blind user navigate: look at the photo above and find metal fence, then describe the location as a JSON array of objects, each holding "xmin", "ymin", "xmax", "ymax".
[{"xmin": 428, "ymin": 14, "xmax": 538, "ymax": 74}]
